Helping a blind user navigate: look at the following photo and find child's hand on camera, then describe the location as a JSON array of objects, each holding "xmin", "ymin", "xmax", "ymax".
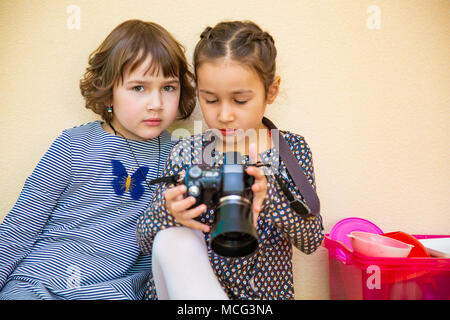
[
  {"xmin": 164, "ymin": 184, "xmax": 210, "ymax": 233},
  {"xmin": 246, "ymin": 144, "xmax": 267, "ymax": 228}
]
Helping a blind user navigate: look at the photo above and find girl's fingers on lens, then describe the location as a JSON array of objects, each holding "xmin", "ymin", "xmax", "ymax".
[
  {"xmin": 183, "ymin": 204, "xmax": 207, "ymax": 220},
  {"xmin": 246, "ymin": 166, "xmax": 265, "ymax": 182},
  {"xmin": 251, "ymin": 174, "xmax": 267, "ymax": 201},
  {"xmin": 171, "ymin": 196, "xmax": 196, "ymax": 213},
  {"xmin": 171, "ymin": 205, "xmax": 208, "ymax": 232},
  {"xmin": 253, "ymin": 210, "xmax": 259, "ymax": 228},
  {"xmin": 164, "ymin": 185, "xmax": 186, "ymax": 201},
  {"xmin": 184, "ymin": 219, "xmax": 210, "ymax": 233}
]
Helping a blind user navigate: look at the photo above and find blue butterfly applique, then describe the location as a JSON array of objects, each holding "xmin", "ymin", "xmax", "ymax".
[{"xmin": 111, "ymin": 160, "xmax": 149, "ymax": 200}]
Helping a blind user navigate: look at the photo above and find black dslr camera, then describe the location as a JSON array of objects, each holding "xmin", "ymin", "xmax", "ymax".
[{"xmin": 184, "ymin": 152, "xmax": 258, "ymax": 258}]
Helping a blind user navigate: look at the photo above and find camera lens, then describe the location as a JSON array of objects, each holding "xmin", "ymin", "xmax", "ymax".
[{"xmin": 210, "ymin": 195, "xmax": 258, "ymax": 257}]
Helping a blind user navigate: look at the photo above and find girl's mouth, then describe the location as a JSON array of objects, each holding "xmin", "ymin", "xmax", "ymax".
[
  {"xmin": 219, "ymin": 128, "xmax": 237, "ymax": 136},
  {"xmin": 143, "ymin": 118, "xmax": 162, "ymax": 126}
]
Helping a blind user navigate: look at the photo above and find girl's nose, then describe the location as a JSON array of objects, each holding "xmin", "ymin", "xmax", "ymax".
[
  {"xmin": 218, "ymin": 104, "xmax": 234, "ymax": 123},
  {"xmin": 147, "ymin": 91, "xmax": 163, "ymax": 110}
]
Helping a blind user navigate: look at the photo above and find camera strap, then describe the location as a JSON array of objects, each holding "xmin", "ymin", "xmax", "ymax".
[{"xmin": 262, "ymin": 117, "xmax": 321, "ymax": 216}]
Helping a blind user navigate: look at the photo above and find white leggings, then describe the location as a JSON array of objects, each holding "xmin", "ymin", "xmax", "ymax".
[{"xmin": 152, "ymin": 226, "xmax": 229, "ymax": 300}]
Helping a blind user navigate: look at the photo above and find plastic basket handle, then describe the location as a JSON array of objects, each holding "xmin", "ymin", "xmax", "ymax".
[{"xmin": 329, "ymin": 238, "xmax": 353, "ymax": 265}]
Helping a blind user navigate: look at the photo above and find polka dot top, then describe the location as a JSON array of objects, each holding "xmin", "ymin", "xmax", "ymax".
[{"xmin": 136, "ymin": 130, "xmax": 325, "ymax": 300}]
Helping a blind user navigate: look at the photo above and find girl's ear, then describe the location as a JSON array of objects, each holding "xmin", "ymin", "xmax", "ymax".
[{"xmin": 266, "ymin": 76, "xmax": 280, "ymax": 104}]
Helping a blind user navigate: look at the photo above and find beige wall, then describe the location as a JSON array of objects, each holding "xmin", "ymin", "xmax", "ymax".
[{"xmin": 1, "ymin": 0, "xmax": 449, "ymax": 300}]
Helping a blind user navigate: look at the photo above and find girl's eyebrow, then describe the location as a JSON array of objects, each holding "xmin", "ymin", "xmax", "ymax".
[
  {"xmin": 163, "ymin": 79, "xmax": 180, "ymax": 85},
  {"xmin": 126, "ymin": 79, "xmax": 180, "ymax": 85},
  {"xmin": 199, "ymin": 89, "xmax": 215, "ymax": 95},
  {"xmin": 231, "ymin": 90, "xmax": 253, "ymax": 94},
  {"xmin": 199, "ymin": 89, "xmax": 253, "ymax": 94}
]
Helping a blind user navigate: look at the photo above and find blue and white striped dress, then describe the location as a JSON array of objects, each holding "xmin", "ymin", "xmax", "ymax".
[{"xmin": 0, "ymin": 121, "xmax": 176, "ymax": 300}]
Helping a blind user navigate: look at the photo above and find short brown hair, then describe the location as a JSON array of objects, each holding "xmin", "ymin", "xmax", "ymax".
[
  {"xmin": 80, "ymin": 19, "xmax": 196, "ymax": 122},
  {"xmin": 193, "ymin": 20, "xmax": 277, "ymax": 97}
]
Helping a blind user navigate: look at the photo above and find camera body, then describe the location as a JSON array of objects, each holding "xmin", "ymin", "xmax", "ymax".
[{"xmin": 184, "ymin": 152, "xmax": 258, "ymax": 257}]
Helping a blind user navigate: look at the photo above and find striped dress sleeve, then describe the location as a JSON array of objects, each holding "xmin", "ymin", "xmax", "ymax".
[{"xmin": 0, "ymin": 131, "xmax": 72, "ymax": 288}]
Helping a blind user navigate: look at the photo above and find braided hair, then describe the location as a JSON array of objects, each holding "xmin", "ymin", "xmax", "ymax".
[{"xmin": 193, "ymin": 21, "xmax": 277, "ymax": 97}]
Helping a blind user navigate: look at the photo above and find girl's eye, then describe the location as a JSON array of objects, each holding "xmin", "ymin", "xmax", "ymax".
[
  {"xmin": 133, "ymin": 86, "xmax": 144, "ymax": 92},
  {"xmin": 205, "ymin": 99, "xmax": 218, "ymax": 104},
  {"xmin": 163, "ymin": 85, "xmax": 176, "ymax": 92},
  {"xmin": 235, "ymin": 100, "xmax": 248, "ymax": 105}
]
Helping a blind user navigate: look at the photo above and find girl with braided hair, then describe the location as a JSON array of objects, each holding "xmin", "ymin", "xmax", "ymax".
[{"xmin": 137, "ymin": 20, "xmax": 324, "ymax": 300}]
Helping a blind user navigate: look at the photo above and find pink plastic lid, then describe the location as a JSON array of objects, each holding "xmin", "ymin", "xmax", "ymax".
[{"xmin": 330, "ymin": 217, "xmax": 383, "ymax": 250}]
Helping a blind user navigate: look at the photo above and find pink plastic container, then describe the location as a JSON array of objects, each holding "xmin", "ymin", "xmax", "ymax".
[
  {"xmin": 324, "ymin": 234, "xmax": 450, "ymax": 300},
  {"xmin": 348, "ymin": 231, "xmax": 413, "ymax": 258}
]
